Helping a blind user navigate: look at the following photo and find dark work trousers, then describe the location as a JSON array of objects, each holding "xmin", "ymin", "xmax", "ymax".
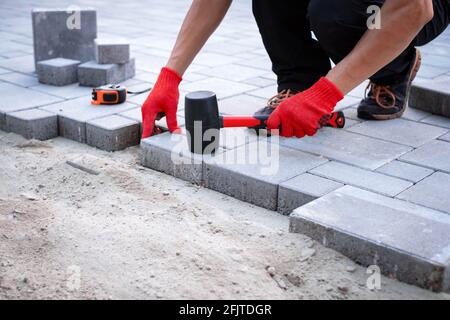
[{"xmin": 253, "ymin": 0, "xmax": 450, "ymax": 91}]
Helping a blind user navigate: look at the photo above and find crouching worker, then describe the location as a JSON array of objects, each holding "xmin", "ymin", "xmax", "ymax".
[{"xmin": 141, "ymin": 0, "xmax": 449, "ymax": 138}]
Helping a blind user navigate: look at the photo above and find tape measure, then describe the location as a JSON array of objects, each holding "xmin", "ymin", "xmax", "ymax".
[{"xmin": 91, "ymin": 84, "xmax": 152, "ymax": 105}]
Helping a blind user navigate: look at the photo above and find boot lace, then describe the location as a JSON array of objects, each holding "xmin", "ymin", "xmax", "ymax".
[
  {"xmin": 267, "ymin": 89, "xmax": 297, "ymax": 108},
  {"xmin": 365, "ymin": 82, "xmax": 396, "ymax": 109}
]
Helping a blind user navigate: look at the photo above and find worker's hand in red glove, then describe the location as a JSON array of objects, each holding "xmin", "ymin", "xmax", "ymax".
[
  {"xmin": 267, "ymin": 77, "xmax": 344, "ymax": 138},
  {"xmin": 141, "ymin": 67, "xmax": 182, "ymax": 139}
]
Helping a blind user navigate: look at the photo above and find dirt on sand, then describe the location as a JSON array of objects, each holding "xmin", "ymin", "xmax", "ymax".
[{"xmin": 0, "ymin": 131, "xmax": 448, "ymax": 300}]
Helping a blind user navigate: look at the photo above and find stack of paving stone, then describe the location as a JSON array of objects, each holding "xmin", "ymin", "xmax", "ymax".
[
  {"xmin": 33, "ymin": 8, "xmax": 96, "ymax": 86},
  {"xmin": 32, "ymin": 8, "xmax": 135, "ymax": 87},
  {"xmin": 78, "ymin": 38, "xmax": 135, "ymax": 87}
]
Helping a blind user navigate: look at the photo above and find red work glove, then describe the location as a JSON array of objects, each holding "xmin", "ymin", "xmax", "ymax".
[
  {"xmin": 141, "ymin": 67, "xmax": 182, "ymax": 139},
  {"xmin": 267, "ymin": 77, "xmax": 344, "ymax": 138}
]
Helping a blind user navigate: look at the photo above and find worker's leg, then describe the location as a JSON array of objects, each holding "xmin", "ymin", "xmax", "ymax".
[
  {"xmin": 252, "ymin": 0, "xmax": 331, "ymax": 92},
  {"xmin": 308, "ymin": 0, "xmax": 449, "ymax": 120},
  {"xmin": 308, "ymin": 0, "xmax": 450, "ymax": 85}
]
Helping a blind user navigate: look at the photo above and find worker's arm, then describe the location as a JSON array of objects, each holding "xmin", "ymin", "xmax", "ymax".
[
  {"xmin": 327, "ymin": 0, "xmax": 434, "ymax": 94},
  {"xmin": 268, "ymin": 0, "xmax": 435, "ymax": 138},
  {"xmin": 141, "ymin": 0, "xmax": 232, "ymax": 138},
  {"xmin": 167, "ymin": 0, "xmax": 233, "ymax": 75}
]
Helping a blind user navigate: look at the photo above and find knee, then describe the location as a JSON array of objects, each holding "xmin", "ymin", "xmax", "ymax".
[
  {"xmin": 309, "ymin": 0, "xmax": 339, "ymax": 35},
  {"xmin": 308, "ymin": 0, "xmax": 360, "ymax": 37}
]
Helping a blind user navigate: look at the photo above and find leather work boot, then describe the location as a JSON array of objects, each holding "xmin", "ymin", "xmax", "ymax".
[{"xmin": 358, "ymin": 49, "xmax": 422, "ymax": 120}]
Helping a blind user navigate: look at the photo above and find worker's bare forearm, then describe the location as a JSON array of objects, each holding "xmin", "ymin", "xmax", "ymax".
[
  {"xmin": 166, "ymin": 0, "xmax": 232, "ymax": 76},
  {"xmin": 327, "ymin": 0, "xmax": 434, "ymax": 95}
]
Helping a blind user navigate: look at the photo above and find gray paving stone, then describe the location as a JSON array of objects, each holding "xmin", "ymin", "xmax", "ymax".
[
  {"xmin": 0, "ymin": 72, "xmax": 39, "ymax": 87},
  {"xmin": 410, "ymin": 78, "xmax": 450, "ymax": 118},
  {"xmin": 196, "ymin": 64, "xmax": 268, "ymax": 82},
  {"xmin": 193, "ymin": 52, "xmax": 241, "ymax": 68},
  {"xmin": 397, "ymin": 172, "xmax": 450, "ymax": 214},
  {"xmin": 78, "ymin": 59, "xmax": 136, "ymax": 87},
  {"xmin": 118, "ymin": 107, "xmax": 185, "ymax": 132},
  {"xmin": 439, "ymin": 132, "xmax": 450, "ymax": 142},
  {"xmin": 309, "ymin": 161, "xmax": 412, "ymax": 197},
  {"xmin": 37, "ymin": 58, "xmax": 81, "ymax": 86},
  {"xmin": 421, "ymin": 115, "xmax": 450, "ymax": 129},
  {"xmin": 0, "ymin": 67, "xmax": 11, "ymax": 75},
  {"xmin": 5, "ymin": 108, "xmax": 57, "ymax": 140},
  {"xmin": 400, "ymin": 140, "xmax": 450, "ymax": 173},
  {"xmin": 0, "ymin": 55, "xmax": 35, "ymax": 74},
  {"xmin": 376, "ymin": 160, "xmax": 434, "ymax": 183},
  {"xmin": 86, "ymin": 115, "xmax": 140, "ymax": 151},
  {"xmin": 278, "ymin": 173, "xmax": 343, "ymax": 215},
  {"xmin": 181, "ymin": 77, "xmax": 257, "ymax": 100},
  {"xmin": 141, "ymin": 132, "xmax": 209, "ymax": 184},
  {"xmin": 335, "ymin": 95, "xmax": 361, "ymax": 111},
  {"xmin": 247, "ymin": 85, "xmax": 277, "ymax": 100},
  {"xmin": 203, "ymin": 142, "xmax": 328, "ymax": 210},
  {"xmin": 0, "ymin": 83, "xmax": 62, "ymax": 131},
  {"xmin": 95, "ymin": 38, "xmax": 130, "ymax": 64},
  {"xmin": 32, "ymin": 9, "xmax": 97, "ymax": 67},
  {"xmin": 279, "ymin": 128, "xmax": 412, "ymax": 171},
  {"xmin": 219, "ymin": 128, "xmax": 260, "ymax": 150},
  {"xmin": 31, "ymin": 83, "xmax": 91, "ymax": 99},
  {"xmin": 240, "ymin": 77, "xmax": 274, "ymax": 88},
  {"xmin": 40, "ymin": 97, "xmax": 135, "ymax": 143},
  {"xmin": 290, "ymin": 186, "xmax": 450, "ymax": 292},
  {"xmin": 403, "ymin": 106, "xmax": 431, "ymax": 121},
  {"xmin": 218, "ymin": 94, "xmax": 267, "ymax": 115},
  {"xmin": 347, "ymin": 118, "xmax": 448, "ymax": 148},
  {"xmin": 342, "ymin": 107, "xmax": 360, "ymax": 121}
]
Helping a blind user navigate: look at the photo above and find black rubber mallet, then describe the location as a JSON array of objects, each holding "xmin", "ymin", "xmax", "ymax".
[{"xmin": 184, "ymin": 91, "xmax": 345, "ymax": 154}]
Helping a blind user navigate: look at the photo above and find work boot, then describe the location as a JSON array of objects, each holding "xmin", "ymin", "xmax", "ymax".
[
  {"xmin": 250, "ymin": 89, "xmax": 298, "ymax": 130},
  {"xmin": 358, "ymin": 49, "xmax": 422, "ymax": 120}
]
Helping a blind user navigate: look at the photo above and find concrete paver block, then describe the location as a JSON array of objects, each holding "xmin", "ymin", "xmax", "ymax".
[
  {"xmin": 78, "ymin": 58, "xmax": 135, "ymax": 87},
  {"xmin": 279, "ymin": 128, "xmax": 412, "ymax": 171},
  {"xmin": 290, "ymin": 186, "xmax": 450, "ymax": 292},
  {"xmin": 439, "ymin": 132, "xmax": 450, "ymax": 142},
  {"xmin": 278, "ymin": 173, "xmax": 343, "ymax": 215},
  {"xmin": 86, "ymin": 115, "xmax": 140, "ymax": 151},
  {"xmin": 32, "ymin": 9, "xmax": 97, "ymax": 67},
  {"xmin": 410, "ymin": 78, "xmax": 450, "ymax": 118},
  {"xmin": 5, "ymin": 108, "xmax": 58, "ymax": 140},
  {"xmin": 41, "ymin": 97, "xmax": 135, "ymax": 143},
  {"xmin": 400, "ymin": 140, "xmax": 450, "ymax": 173},
  {"xmin": 141, "ymin": 132, "xmax": 209, "ymax": 184},
  {"xmin": 181, "ymin": 77, "xmax": 257, "ymax": 100},
  {"xmin": 118, "ymin": 107, "xmax": 186, "ymax": 133},
  {"xmin": 0, "ymin": 72, "xmax": 39, "ymax": 88},
  {"xmin": 218, "ymin": 94, "xmax": 267, "ymax": 115},
  {"xmin": 420, "ymin": 115, "xmax": 450, "ymax": 129},
  {"xmin": 37, "ymin": 58, "xmax": 81, "ymax": 86},
  {"xmin": 0, "ymin": 83, "xmax": 62, "ymax": 131},
  {"xmin": 0, "ymin": 55, "xmax": 35, "ymax": 74},
  {"xmin": 376, "ymin": 160, "xmax": 434, "ymax": 183},
  {"xmin": 347, "ymin": 118, "xmax": 448, "ymax": 148},
  {"xmin": 95, "ymin": 38, "xmax": 130, "ymax": 64},
  {"xmin": 31, "ymin": 83, "xmax": 91, "ymax": 100},
  {"xmin": 203, "ymin": 142, "xmax": 328, "ymax": 210},
  {"xmin": 309, "ymin": 161, "xmax": 413, "ymax": 197},
  {"xmin": 397, "ymin": 172, "xmax": 450, "ymax": 214}
]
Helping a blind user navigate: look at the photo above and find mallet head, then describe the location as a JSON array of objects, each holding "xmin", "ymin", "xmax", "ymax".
[{"xmin": 184, "ymin": 91, "xmax": 221, "ymax": 155}]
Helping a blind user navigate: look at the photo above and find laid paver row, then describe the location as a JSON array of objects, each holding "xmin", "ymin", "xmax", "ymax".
[{"xmin": 140, "ymin": 130, "xmax": 450, "ymax": 215}]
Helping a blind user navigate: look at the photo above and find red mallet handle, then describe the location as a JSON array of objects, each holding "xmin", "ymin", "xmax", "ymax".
[{"xmin": 220, "ymin": 111, "xmax": 345, "ymax": 129}]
